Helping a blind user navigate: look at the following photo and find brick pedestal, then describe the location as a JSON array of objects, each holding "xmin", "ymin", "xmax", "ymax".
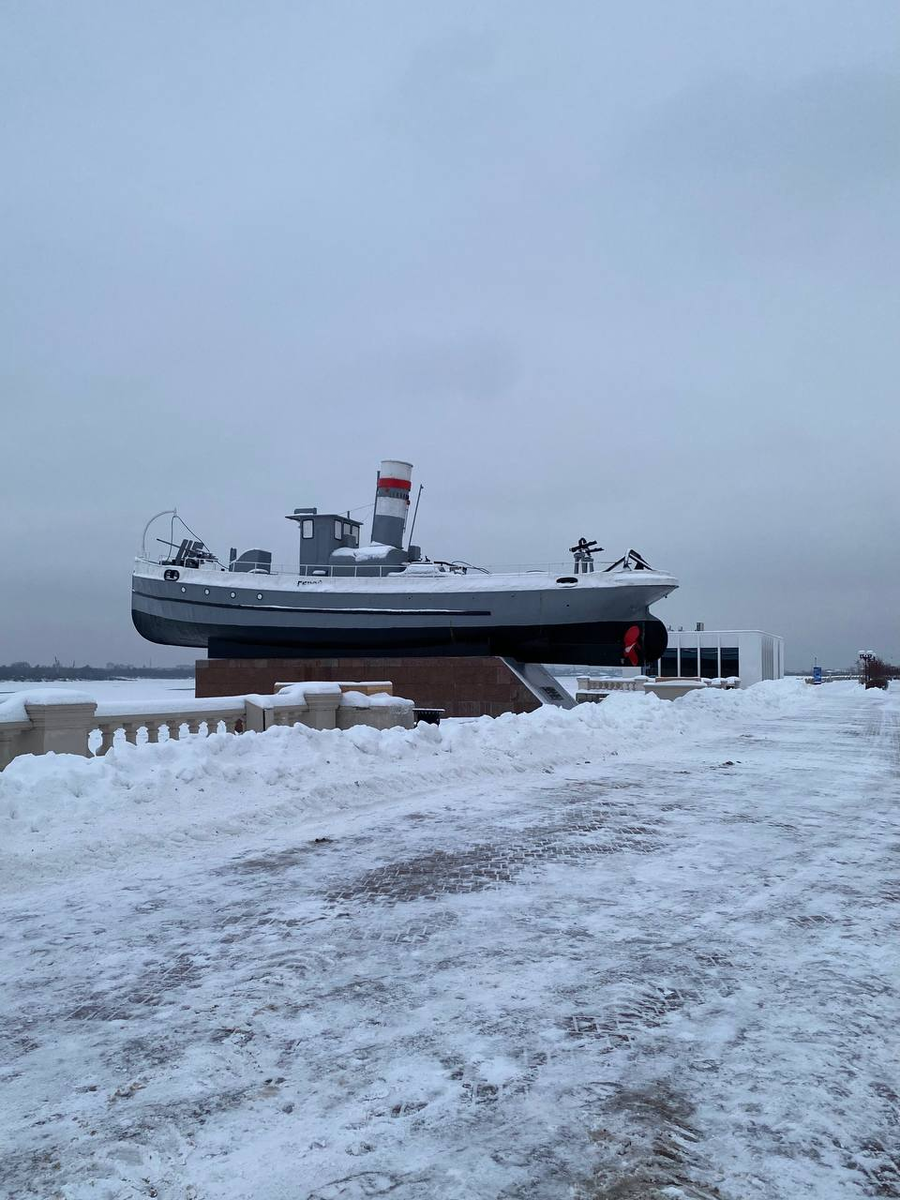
[{"xmin": 195, "ymin": 657, "xmax": 541, "ymax": 719}]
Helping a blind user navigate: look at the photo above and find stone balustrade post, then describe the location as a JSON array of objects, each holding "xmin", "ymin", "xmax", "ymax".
[
  {"xmin": 21, "ymin": 700, "xmax": 98, "ymax": 758},
  {"xmin": 0, "ymin": 722, "xmax": 32, "ymax": 769},
  {"xmin": 95, "ymin": 722, "xmax": 117, "ymax": 756},
  {"xmin": 243, "ymin": 699, "xmax": 267, "ymax": 733},
  {"xmin": 337, "ymin": 703, "xmax": 414, "ymax": 731},
  {"xmin": 303, "ymin": 692, "xmax": 339, "ymax": 730}
]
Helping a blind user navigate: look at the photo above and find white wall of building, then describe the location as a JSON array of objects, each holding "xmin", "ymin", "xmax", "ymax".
[{"xmin": 649, "ymin": 630, "xmax": 784, "ymax": 687}]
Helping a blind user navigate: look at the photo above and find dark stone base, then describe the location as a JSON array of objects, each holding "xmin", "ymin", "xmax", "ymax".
[{"xmin": 195, "ymin": 656, "xmax": 542, "ymax": 719}]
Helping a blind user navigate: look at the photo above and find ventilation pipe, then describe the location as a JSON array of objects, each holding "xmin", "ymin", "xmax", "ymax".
[{"xmin": 371, "ymin": 459, "xmax": 412, "ymax": 548}]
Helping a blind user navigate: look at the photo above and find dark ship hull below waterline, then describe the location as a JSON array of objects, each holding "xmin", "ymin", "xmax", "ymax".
[{"xmin": 133, "ymin": 606, "xmax": 669, "ymax": 666}]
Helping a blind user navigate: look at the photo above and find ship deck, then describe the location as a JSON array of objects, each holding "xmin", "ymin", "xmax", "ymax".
[{"xmin": 134, "ymin": 558, "xmax": 678, "ymax": 595}]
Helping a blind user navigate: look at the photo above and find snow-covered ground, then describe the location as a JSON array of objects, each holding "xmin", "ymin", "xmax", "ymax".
[
  {"xmin": 0, "ymin": 677, "xmax": 195, "ymax": 704},
  {"xmin": 1, "ymin": 681, "xmax": 898, "ymax": 1198}
]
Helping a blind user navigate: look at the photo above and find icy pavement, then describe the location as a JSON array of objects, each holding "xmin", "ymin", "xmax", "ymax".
[{"xmin": 1, "ymin": 683, "xmax": 899, "ymax": 1199}]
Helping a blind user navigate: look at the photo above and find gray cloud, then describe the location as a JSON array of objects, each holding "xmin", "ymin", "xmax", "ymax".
[
  {"xmin": 2, "ymin": 1, "xmax": 898, "ymax": 669},
  {"xmin": 638, "ymin": 69, "xmax": 900, "ymax": 185}
]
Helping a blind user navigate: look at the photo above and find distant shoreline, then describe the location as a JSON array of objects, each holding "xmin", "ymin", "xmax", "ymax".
[{"xmin": 0, "ymin": 667, "xmax": 194, "ymax": 683}]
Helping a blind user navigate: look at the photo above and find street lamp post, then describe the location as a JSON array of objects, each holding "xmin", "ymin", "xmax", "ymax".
[{"xmin": 858, "ymin": 650, "xmax": 875, "ymax": 688}]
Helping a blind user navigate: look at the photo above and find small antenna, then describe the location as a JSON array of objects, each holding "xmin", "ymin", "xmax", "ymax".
[{"xmin": 407, "ymin": 483, "xmax": 424, "ymax": 550}]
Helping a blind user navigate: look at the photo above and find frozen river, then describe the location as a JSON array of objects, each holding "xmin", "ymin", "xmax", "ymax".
[
  {"xmin": 0, "ymin": 677, "xmax": 195, "ymax": 704},
  {"xmin": 1, "ymin": 682, "xmax": 897, "ymax": 1198}
]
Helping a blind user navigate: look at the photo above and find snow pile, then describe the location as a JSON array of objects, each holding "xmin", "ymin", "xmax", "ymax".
[
  {"xmin": 339, "ymin": 689, "xmax": 415, "ymax": 708},
  {"xmin": 0, "ymin": 680, "xmax": 817, "ymax": 883},
  {"xmin": 679, "ymin": 675, "xmax": 815, "ymax": 716},
  {"xmin": 246, "ymin": 681, "xmax": 343, "ymax": 710}
]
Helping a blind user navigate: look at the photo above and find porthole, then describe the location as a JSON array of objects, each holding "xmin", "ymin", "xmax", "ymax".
[
  {"xmin": 230, "ymin": 591, "xmax": 236, "ymax": 599},
  {"xmin": 204, "ymin": 588, "xmax": 210, "ymax": 596},
  {"xmin": 180, "ymin": 585, "xmax": 186, "ymax": 593},
  {"xmin": 256, "ymin": 593, "xmax": 263, "ymax": 600}
]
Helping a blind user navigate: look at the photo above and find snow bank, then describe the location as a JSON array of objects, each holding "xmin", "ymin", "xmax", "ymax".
[
  {"xmin": 679, "ymin": 675, "xmax": 815, "ymax": 716},
  {"xmin": 0, "ymin": 680, "xmax": 818, "ymax": 884}
]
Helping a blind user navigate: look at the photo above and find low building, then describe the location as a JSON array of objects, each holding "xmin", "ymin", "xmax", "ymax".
[{"xmin": 648, "ymin": 628, "xmax": 784, "ymax": 688}]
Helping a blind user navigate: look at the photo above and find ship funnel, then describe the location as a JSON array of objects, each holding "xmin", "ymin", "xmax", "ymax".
[{"xmin": 371, "ymin": 459, "xmax": 412, "ymax": 548}]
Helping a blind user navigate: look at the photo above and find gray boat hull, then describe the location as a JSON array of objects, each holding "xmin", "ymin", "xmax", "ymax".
[{"xmin": 132, "ymin": 566, "xmax": 674, "ymax": 667}]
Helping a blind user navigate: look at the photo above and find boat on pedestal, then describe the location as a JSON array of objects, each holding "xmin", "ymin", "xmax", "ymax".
[{"xmin": 132, "ymin": 459, "xmax": 677, "ymax": 667}]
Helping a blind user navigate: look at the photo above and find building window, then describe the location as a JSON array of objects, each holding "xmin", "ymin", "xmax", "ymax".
[
  {"xmin": 700, "ymin": 648, "xmax": 718, "ymax": 678},
  {"xmin": 720, "ymin": 647, "xmax": 739, "ymax": 677},
  {"xmin": 659, "ymin": 650, "xmax": 678, "ymax": 677},
  {"xmin": 301, "ymin": 519, "xmax": 313, "ymax": 539},
  {"xmin": 680, "ymin": 648, "xmax": 699, "ymax": 677}
]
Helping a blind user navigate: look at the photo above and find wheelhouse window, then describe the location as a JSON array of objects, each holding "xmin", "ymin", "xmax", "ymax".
[
  {"xmin": 301, "ymin": 519, "xmax": 313, "ymax": 539},
  {"xmin": 334, "ymin": 519, "xmax": 343, "ymax": 539}
]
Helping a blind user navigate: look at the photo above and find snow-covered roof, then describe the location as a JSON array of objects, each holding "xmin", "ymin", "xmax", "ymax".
[{"xmin": 331, "ymin": 542, "xmax": 400, "ymax": 562}]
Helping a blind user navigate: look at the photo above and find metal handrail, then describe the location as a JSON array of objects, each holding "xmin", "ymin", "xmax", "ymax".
[
  {"xmin": 140, "ymin": 509, "xmax": 177, "ymax": 559},
  {"xmin": 133, "ymin": 556, "xmax": 642, "ymax": 580}
]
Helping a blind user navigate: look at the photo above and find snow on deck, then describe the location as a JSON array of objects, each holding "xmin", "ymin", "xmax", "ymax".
[
  {"xmin": 134, "ymin": 559, "xmax": 678, "ymax": 594},
  {"xmin": 1, "ymin": 682, "xmax": 898, "ymax": 1198}
]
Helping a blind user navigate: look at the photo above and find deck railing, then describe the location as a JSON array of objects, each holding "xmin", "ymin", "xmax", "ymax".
[{"xmin": 135, "ymin": 557, "xmax": 629, "ymax": 580}]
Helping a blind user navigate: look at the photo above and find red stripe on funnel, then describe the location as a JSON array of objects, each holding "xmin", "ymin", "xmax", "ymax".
[{"xmin": 377, "ymin": 477, "xmax": 411, "ymax": 490}]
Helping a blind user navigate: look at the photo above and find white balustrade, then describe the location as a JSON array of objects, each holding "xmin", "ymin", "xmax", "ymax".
[
  {"xmin": 0, "ymin": 720, "xmax": 31, "ymax": 770},
  {"xmin": 0, "ymin": 685, "xmax": 414, "ymax": 770},
  {"xmin": 96, "ymin": 722, "xmax": 118, "ymax": 756}
]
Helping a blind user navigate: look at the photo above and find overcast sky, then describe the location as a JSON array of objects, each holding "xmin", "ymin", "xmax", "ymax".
[{"xmin": 2, "ymin": 1, "xmax": 898, "ymax": 670}]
